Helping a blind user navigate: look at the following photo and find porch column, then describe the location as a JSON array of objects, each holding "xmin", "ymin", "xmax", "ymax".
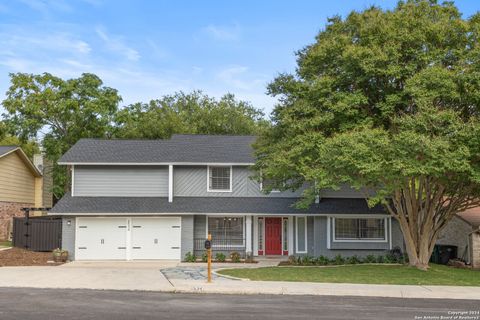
[
  {"xmin": 288, "ymin": 216, "xmax": 294, "ymax": 255},
  {"xmin": 245, "ymin": 215, "xmax": 252, "ymax": 255}
]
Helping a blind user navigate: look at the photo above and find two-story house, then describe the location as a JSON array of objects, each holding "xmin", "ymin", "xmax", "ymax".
[{"xmin": 50, "ymin": 134, "xmax": 403, "ymax": 261}]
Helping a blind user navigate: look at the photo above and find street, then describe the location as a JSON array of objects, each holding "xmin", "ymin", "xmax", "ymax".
[{"xmin": 0, "ymin": 287, "xmax": 477, "ymax": 320}]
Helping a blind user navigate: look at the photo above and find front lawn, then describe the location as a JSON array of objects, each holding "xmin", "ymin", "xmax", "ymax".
[{"xmin": 218, "ymin": 264, "xmax": 480, "ymax": 286}]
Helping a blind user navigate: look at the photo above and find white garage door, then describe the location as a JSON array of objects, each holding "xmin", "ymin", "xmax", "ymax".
[
  {"xmin": 75, "ymin": 217, "xmax": 182, "ymax": 260},
  {"xmin": 76, "ymin": 217, "xmax": 128, "ymax": 260},
  {"xmin": 131, "ymin": 217, "xmax": 181, "ymax": 260}
]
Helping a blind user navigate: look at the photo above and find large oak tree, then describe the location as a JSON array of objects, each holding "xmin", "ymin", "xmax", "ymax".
[
  {"xmin": 255, "ymin": 0, "xmax": 480, "ymax": 269},
  {"xmin": 2, "ymin": 73, "xmax": 122, "ymax": 199}
]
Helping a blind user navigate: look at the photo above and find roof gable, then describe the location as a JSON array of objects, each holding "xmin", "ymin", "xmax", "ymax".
[{"xmin": 0, "ymin": 146, "xmax": 42, "ymax": 177}]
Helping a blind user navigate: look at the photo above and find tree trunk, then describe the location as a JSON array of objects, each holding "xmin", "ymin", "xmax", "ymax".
[{"xmin": 385, "ymin": 177, "xmax": 478, "ymax": 271}]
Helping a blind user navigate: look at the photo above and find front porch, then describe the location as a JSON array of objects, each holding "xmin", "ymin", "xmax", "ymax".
[{"xmin": 193, "ymin": 215, "xmax": 305, "ymax": 258}]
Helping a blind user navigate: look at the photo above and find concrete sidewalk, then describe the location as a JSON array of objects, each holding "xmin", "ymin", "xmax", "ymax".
[{"xmin": 0, "ymin": 262, "xmax": 479, "ymax": 300}]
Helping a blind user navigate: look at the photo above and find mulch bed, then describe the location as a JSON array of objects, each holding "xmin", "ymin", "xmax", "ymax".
[{"xmin": 0, "ymin": 247, "xmax": 63, "ymax": 267}]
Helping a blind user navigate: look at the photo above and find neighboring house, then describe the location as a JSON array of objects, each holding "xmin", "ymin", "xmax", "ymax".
[
  {"xmin": 50, "ymin": 135, "xmax": 404, "ymax": 261},
  {"xmin": 438, "ymin": 208, "xmax": 480, "ymax": 268},
  {"xmin": 0, "ymin": 146, "xmax": 53, "ymax": 240}
]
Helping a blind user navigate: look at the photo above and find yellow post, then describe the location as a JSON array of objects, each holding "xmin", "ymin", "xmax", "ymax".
[{"xmin": 207, "ymin": 233, "xmax": 212, "ymax": 283}]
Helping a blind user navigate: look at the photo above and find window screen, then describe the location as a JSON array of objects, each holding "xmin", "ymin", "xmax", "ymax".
[
  {"xmin": 209, "ymin": 166, "xmax": 231, "ymax": 191},
  {"xmin": 335, "ymin": 218, "xmax": 385, "ymax": 240}
]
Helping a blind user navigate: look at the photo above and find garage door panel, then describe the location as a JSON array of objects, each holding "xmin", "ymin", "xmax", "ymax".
[
  {"xmin": 76, "ymin": 218, "xmax": 127, "ymax": 260},
  {"xmin": 75, "ymin": 217, "xmax": 181, "ymax": 260},
  {"xmin": 131, "ymin": 217, "xmax": 181, "ymax": 260}
]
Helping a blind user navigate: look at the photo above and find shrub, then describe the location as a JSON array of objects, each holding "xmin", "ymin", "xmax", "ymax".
[
  {"xmin": 386, "ymin": 247, "xmax": 404, "ymax": 263},
  {"xmin": 202, "ymin": 251, "xmax": 208, "ymax": 262},
  {"xmin": 184, "ymin": 252, "xmax": 196, "ymax": 262},
  {"xmin": 364, "ymin": 255, "xmax": 376, "ymax": 264},
  {"xmin": 331, "ymin": 254, "xmax": 345, "ymax": 265},
  {"xmin": 287, "ymin": 255, "xmax": 297, "ymax": 265},
  {"xmin": 215, "ymin": 252, "xmax": 226, "ymax": 262},
  {"xmin": 376, "ymin": 255, "xmax": 384, "ymax": 263},
  {"xmin": 300, "ymin": 255, "xmax": 315, "ymax": 265},
  {"xmin": 315, "ymin": 255, "xmax": 330, "ymax": 266},
  {"xmin": 230, "ymin": 251, "xmax": 241, "ymax": 263},
  {"xmin": 346, "ymin": 255, "xmax": 361, "ymax": 265}
]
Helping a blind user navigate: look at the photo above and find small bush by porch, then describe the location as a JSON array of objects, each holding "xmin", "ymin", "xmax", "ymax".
[{"xmin": 217, "ymin": 264, "xmax": 480, "ymax": 286}]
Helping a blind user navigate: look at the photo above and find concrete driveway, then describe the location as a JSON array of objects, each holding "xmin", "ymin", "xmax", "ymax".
[{"xmin": 0, "ymin": 261, "xmax": 178, "ymax": 291}]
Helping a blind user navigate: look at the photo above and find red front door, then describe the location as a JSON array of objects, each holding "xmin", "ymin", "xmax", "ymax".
[{"xmin": 265, "ymin": 217, "xmax": 282, "ymax": 255}]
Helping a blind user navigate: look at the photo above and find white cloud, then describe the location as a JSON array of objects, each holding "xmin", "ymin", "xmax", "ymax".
[
  {"xmin": 95, "ymin": 26, "xmax": 140, "ymax": 61},
  {"xmin": 202, "ymin": 23, "xmax": 241, "ymax": 41}
]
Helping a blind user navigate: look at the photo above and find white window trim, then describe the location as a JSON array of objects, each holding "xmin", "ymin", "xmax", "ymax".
[
  {"xmin": 295, "ymin": 216, "xmax": 308, "ymax": 254},
  {"xmin": 205, "ymin": 215, "xmax": 245, "ymax": 248},
  {"xmin": 207, "ymin": 165, "xmax": 233, "ymax": 192},
  {"xmin": 332, "ymin": 217, "xmax": 388, "ymax": 243}
]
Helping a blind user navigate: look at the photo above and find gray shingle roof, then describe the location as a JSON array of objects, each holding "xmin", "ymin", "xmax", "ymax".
[
  {"xmin": 58, "ymin": 134, "xmax": 256, "ymax": 164},
  {"xmin": 0, "ymin": 146, "xmax": 18, "ymax": 157},
  {"xmin": 50, "ymin": 194, "xmax": 386, "ymax": 215}
]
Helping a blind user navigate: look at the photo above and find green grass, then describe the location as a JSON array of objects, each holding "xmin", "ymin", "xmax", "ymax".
[
  {"xmin": 0, "ymin": 240, "xmax": 12, "ymax": 247},
  {"xmin": 218, "ymin": 264, "xmax": 480, "ymax": 286}
]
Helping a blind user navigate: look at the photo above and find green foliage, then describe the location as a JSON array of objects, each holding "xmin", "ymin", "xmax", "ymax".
[
  {"xmin": 331, "ymin": 255, "xmax": 346, "ymax": 266},
  {"xmin": 0, "ymin": 134, "xmax": 39, "ymax": 159},
  {"xmin": 184, "ymin": 252, "xmax": 197, "ymax": 262},
  {"xmin": 113, "ymin": 91, "xmax": 269, "ymax": 139},
  {"xmin": 215, "ymin": 252, "xmax": 226, "ymax": 262},
  {"xmin": 253, "ymin": 1, "xmax": 480, "ymax": 268},
  {"xmin": 364, "ymin": 255, "xmax": 377, "ymax": 264},
  {"xmin": 202, "ymin": 251, "xmax": 208, "ymax": 262},
  {"xmin": 315, "ymin": 255, "xmax": 330, "ymax": 266},
  {"xmin": 346, "ymin": 255, "xmax": 362, "ymax": 265},
  {"xmin": 299, "ymin": 255, "xmax": 315, "ymax": 265},
  {"xmin": 255, "ymin": 0, "xmax": 480, "ymax": 206},
  {"xmin": 2, "ymin": 73, "xmax": 121, "ymax": 199},
  {"xmin": 376, "ymin": 255, "xmax": 385, "ymax": 264},
  {"xmin": 230, "ymin": 251, "xmax": 241, "ymax": 263}
]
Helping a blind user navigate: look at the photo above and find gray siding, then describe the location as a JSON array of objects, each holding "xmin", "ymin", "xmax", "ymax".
[
  {"xmin": 62, "ymin": 217, "xmax": 75, "ymax": 261},
  {"xmin": 174, "ymin": 166, "xmax": 303, "ymax": 198},
  {"xmin": 181, "ymin": 215, "xmax": 194, "ymax": 260},
  {"xmin": 309, "ymin": 216, "xmax": 400, "ymax": 258},
  {"xmin": 74, "ymin": 165, "xmax": 168, "ymax": 197}
]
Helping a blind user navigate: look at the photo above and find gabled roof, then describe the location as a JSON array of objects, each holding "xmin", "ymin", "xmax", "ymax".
[
  {"xmin": 49, "ymin": 195, "xmax": 387, "ymax": 215},
  {"xmin": 458, "ymin": 207, "xmax": 480, "ymax": 228},
  {"xmin": 0, "ymin": 146, "xmax": 42, "ymax": 177},
  {"xmin": 0, "ymin": 145, "xmax": 18, "ymax": 157},
  {"xmin": 58, "ymin": 134, "xmax": 257, "ymax": 165}
]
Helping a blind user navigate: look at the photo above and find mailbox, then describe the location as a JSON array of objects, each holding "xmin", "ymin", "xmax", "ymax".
[{"xmin": 204, "ymin": 240, "xmax": 211, "ymax": 250}]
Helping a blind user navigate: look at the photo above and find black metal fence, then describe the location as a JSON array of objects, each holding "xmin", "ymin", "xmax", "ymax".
[
  {"xmin": 12, "ymin": 217, "xmax": 62, "ymax": 252},
  {"xmin": 193, "ymin": 238, "xmax": 246, "ymax": 257}
]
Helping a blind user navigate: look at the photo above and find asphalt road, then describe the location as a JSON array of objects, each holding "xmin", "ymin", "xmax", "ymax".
[{"xmin": 0, "ymin": 287, "xmax": 478, "ymax": 320}]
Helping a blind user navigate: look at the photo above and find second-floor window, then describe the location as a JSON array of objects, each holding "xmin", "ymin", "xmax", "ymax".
[{"xmin": 208, "ymin": 166, "xmax": 232, "ymax": 192}]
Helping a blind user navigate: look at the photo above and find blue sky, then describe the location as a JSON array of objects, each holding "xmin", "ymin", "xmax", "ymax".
[{"xmin": 0, "ymin": 1, "xmax": 478, "ymax": 115}]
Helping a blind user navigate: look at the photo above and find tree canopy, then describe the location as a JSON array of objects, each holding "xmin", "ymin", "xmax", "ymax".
[
  {"xmin": 255, "ymin": 0, "xmax": 480, "ymax": 269},
  {"xmin": 114, "ymin": 91, "xmax": 268, "ymax": 139},
  {"xmin": 2, "ymin": 74, "xmax": 267, "ymax": 199},
  {"xmin": 2, "ymin": 72, "xmax": 122, "ymax": 197}
]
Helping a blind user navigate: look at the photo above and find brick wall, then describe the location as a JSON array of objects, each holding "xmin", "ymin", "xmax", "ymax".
[
  {"xmin": 0, "ymin": 201, "xmax": 33, "ymax": 240},
  {"xmin": 472, "ymin": 232, "xmax": 480, "ymax": 269},
  {"xmin": 437, "ymin": 216, "xmax": 473, "ymax": 263}
]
